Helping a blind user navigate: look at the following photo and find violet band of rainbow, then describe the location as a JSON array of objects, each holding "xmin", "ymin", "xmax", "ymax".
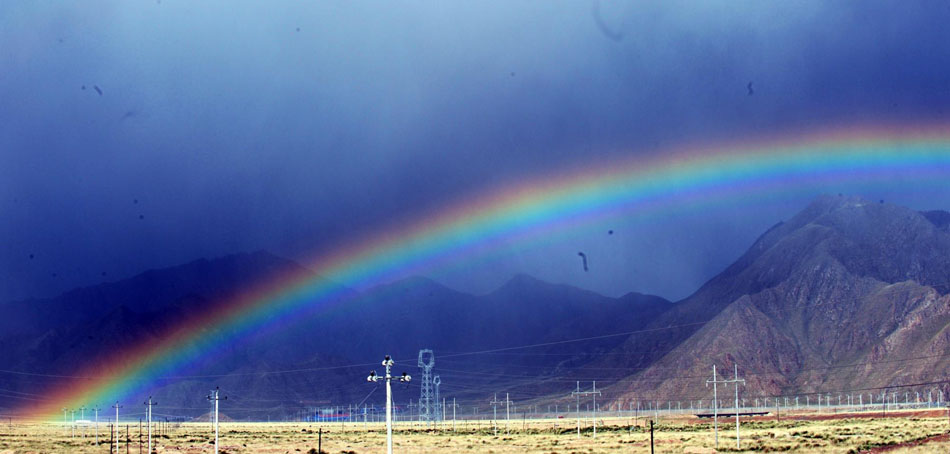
[{"xmin": 23, "ymin": 121, "xmax": 950, "ymax": 420}]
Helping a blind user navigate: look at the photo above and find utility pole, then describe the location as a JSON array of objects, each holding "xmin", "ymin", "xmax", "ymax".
[
  {"xmin": 207, "ymin": 387, "xmax": 227, "ymax": 454},
  {"xmin": 367, "ymin": 355, "xmax": 411, "ymax": 454},
  {"xmin": 725, "ymin": 365, "xmax": 746, "ymax": 449},
  {"xmin": 883, "ymin": 389, "xmax": 887, "ymax": 418},
  {"xmin": 705, "ymin": 365, "xmax": 725, "ymax": 450},
  {"xmin": 143, "ymin": 397, "xmax": 156, "ymax": 454},
  {"xmin": 93, "ymin": 406, "xmax": 101, "ymax": 444},
  {"xmin": 210, "ymin": 394, "xmax": 215, "ymax": 433},
  {"xmin": 490, "ymin": 394, "xmax": 503, "ymax": 436},
  {"xmin": 505, "ymin": 393, "xmax": 511, "ymax": 435},
  {"xmin": 62, "ymin": 408, "xmax": 68, "ymax": 437},
  {"xmin": 112, "ymin": 402, "xmax": 122, "ymax": 454},
  {"xmin": 574, "ymin": 383, "xmax": 580, "ymax": 439},
  {"xmin": 568, "ymin": 381, "xmax": 581, "ymax": 439},
  {"xmin": 572, "ymin": 381, "xmax": 601, "ymax": 438},
  {"xmin": 650, "ymin": 419, "xmax": 655, "ymax": 454},
  {"xmin": 451, "ymin": 398, "xmax": 458, "ymax": 431},
  {"xmin": 636, "ymin": 401, "xmax": 640, "ymax": 426},
  {"xmin": 433, "ymin": 375, "xmax": 442, "ymax": 423},
  {"xmin": 80, "ymin": 405, "xmax": 86, "ymax": 438}
]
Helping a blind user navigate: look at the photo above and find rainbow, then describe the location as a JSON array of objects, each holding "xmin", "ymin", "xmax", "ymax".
[{"xmin": 21, "ymin": 121, "xmax": 950, "ymax": 420}]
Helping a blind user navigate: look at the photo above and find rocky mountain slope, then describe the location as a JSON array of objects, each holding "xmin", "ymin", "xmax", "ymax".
[{"xmin": 604, "ymin": 195, "xmax": 950, "ymax": 405}]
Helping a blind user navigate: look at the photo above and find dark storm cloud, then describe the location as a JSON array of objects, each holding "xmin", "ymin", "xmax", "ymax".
[{"xmin": 2, "ymin": 1, "xmax": 950, "ymax": 302}]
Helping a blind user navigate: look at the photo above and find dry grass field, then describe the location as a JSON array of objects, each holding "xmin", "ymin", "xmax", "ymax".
[{"xmin": 2, "ymin": 410, "xmax": 949, "ymax": 453}]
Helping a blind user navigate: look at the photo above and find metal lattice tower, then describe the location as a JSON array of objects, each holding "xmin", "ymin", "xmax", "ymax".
[
  {"xmin": 418, "ymin": 349, "xmax": 435, "ymax": 424},
  {"xmin": 433, "ymin": 375, "xmax": 442, "ymax": 421}
]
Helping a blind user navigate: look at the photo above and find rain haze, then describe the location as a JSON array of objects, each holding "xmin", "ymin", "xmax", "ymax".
[{"xmin": 3, "ymin": 0, "xmax": 950, "ymax": 303}]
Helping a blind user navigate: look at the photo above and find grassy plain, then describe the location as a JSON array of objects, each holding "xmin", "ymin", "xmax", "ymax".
[{"xmin": 1, "ymin": 410, "xmax": 949, "ymax": 453}]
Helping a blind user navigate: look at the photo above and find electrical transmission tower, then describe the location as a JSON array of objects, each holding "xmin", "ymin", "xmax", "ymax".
[
  {"xmin": 417, "ymin": 349, "xmax": 436, "ymax": 425},
  {"xmin": 433, "ymin": 375, "xmax": 442, "ymax": 422}
]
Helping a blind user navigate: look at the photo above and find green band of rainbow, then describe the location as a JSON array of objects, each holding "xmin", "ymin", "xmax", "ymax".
[{"xmin": 21, "ymin": 122, "xmax": 950, "ymax": 420}]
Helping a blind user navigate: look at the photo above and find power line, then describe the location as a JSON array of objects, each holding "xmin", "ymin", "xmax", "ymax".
[
  {"xmin": 439, "ymin": 350, "xmax": 950, "ymax": 383},
  {"xmin": 3, "ymin": 284, "xmax": 948, "ymax": 422},
  {"xmin": 0, "ymin": 285, "xmax": 927, "ymax": 384},
  {"xmin": 440, "ymin": 322, "xmax": 708, "ymax": 360},
  {"xmin": 0, "ymin": 361, "xmax": 380, "ymax": 380}
]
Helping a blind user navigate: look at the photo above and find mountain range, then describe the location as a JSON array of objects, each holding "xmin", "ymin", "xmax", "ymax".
[
  {"xmin": 1, "ymin": 194, "xmax": 948, "ymax": 418},
  {"xmin": 0, "ymin": 253, "xmax": 669, "ymax": 418},
  {"xmin": 603, "ymin": 194, "xmax": 950, "ymax": 406}
]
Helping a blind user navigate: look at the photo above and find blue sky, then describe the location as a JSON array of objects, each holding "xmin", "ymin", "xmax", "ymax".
[{"xmin": 2, "ymin": 1, "xmax": 950, "ymax": 302}]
